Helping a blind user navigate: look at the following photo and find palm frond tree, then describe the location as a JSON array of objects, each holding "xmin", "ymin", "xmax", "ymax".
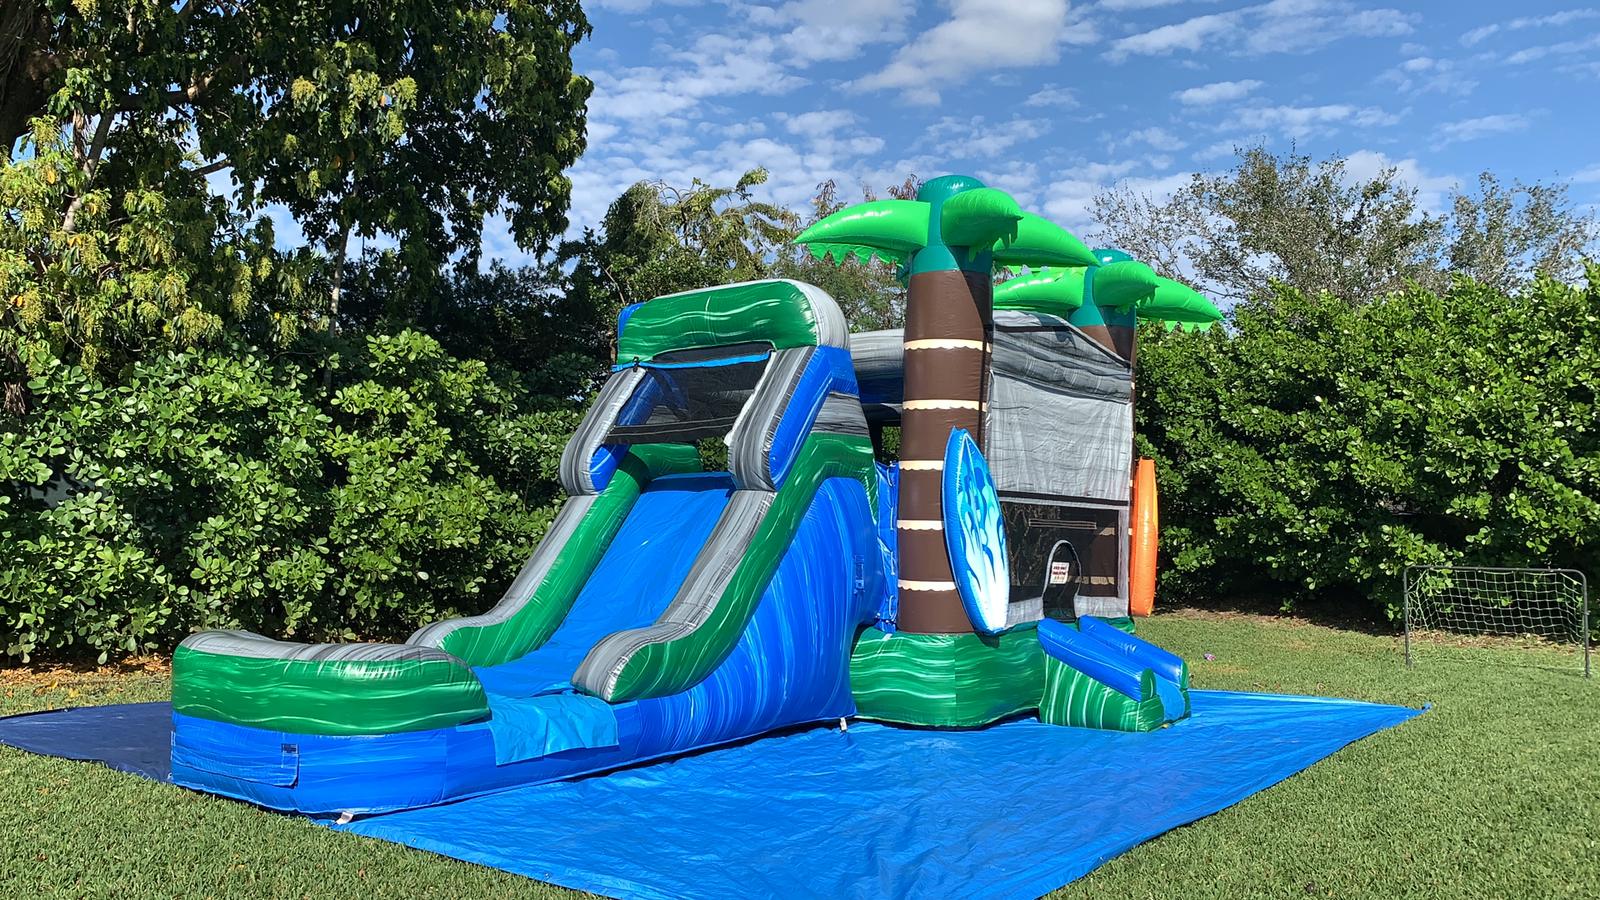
[
  {"xmin": 795, "ymin": 174, "xmax": 1095, "ymax": 634},
  {"xmin": 995, "ymin": 252, "xmax": 1223, "ymax": 350}
]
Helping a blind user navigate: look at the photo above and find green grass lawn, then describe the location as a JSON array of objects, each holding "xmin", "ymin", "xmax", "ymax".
[{"xmin": 3, "ymin": 611, "xmax": 1596, "ymax": 899}]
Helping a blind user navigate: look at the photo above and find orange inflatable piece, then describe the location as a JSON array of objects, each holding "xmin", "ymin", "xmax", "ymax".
[{"xmin": 1129, "ymin": 458, "xmax": 1159, "ymax": 617}]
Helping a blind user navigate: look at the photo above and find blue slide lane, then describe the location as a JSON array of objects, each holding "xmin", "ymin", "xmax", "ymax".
[{"xmin": 169, "ymin": 475, "xmax": 881, "ymax": 814}]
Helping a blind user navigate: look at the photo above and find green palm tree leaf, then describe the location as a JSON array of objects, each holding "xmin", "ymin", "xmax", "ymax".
[
  {"xmin": 1090, "ymin": 259, "xmax": 1161, "ymax": 309},
  {"xmin": 1140, "ymin": 276, "xmax": 1223, "ymax": 323},
  {"xmin": 939, "ymin": 187, "xmax": 1023, "ymax": 249},
  {"xmin": 794, "ymin": 199, "xmax": 930, "ymax": 264},
  {"xmin": 804, "ymin": 242, "xmax": 903, "ymax": 266},
  {"xmin": 993, "ymin": 266, "xmax": 1088, "ymax": 314},
  {"xmin": 991, "ymin": 213, "xmax": 1099, "ymax": 268}
]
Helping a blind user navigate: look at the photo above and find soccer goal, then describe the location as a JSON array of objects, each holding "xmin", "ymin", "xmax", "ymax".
[{"xmin": 1403, "ymin": 566, "xmax": 1590, "ymax": 677}]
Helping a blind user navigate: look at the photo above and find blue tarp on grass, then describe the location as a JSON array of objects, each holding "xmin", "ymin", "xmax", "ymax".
[
  {"xmin": 0, "ymin": 702, "xmax": 172, "ymax": 782},
  {"xmin": 0, "ymin": 691, "xmax": 1421, "ymax": 898},
  {"xmin": 341, "ymin": 691, "xmax": 1420, "ymax": 899}
]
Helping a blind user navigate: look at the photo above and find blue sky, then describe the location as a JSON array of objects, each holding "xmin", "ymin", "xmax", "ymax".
[{"xmin": 479, "ymin": 0, "xmax": 1600, "ymax": 263}]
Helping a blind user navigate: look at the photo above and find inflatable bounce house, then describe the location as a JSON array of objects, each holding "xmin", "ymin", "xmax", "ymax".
[{"xmin": 168, "ymin": 175, "xmax": 1223, "ymax": 816}]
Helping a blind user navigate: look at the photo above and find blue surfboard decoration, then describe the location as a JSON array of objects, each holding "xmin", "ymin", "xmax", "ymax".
[{"xmin": 942, "ymin": 429, "xmax": 1010, "ymax": 634}]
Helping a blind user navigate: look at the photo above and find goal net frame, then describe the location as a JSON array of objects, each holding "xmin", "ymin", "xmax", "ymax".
[{"xmin": 1403, "ymin": 565, "xmax": 1590, "ymax": 678}]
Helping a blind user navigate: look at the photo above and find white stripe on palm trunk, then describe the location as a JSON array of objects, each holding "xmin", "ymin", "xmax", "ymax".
[
  {"xmin": 903, "ymin": 399, "xmax": 981, "ymax": 410},
  {"xmin": 898, "ymin": 579, "xmax": 959, "ymax": 592},
  {"xmin": 903, "ymin": 338, "xmax": 988, "ymax": 351}
]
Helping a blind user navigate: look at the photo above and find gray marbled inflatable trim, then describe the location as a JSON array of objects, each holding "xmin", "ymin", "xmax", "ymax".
[
  {"xmin": 812, "ymin": 391, "xmax": 869, "ymax": 437},
  {"xmin": 178, "ymin": 630, "xmax": 467, "ymax": 665},
  {"xmin": 792, "ymin": 280, "xmax": 850, "ymax": 350},
  {"xmin": 571, "ymin": 490, "xmax": 775, "ymax": 698},
  {"xmin": 727, "ymin": 347, "xmax": 813, "ymax": 492},
  {"xmin": 558, "ymin": 367, "xmax": 647, "ymax": 496}
]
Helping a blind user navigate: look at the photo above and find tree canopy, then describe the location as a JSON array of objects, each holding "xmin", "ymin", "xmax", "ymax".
[
  {"xmin": 1, "ymin": 0, "xmax": 593, "ymax": 393},
  {"xmin": 1093, "ymin": 146, "xmax": 1598, "ymax": 307},
  {"xmin": 563, "ymin": 169, "xmax": 919, "ymax": 338}
]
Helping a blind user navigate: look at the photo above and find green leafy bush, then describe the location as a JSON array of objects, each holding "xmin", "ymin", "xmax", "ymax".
[
  {"xmin": 1137, "ymin": 269, "xmax": 1600, "ymax": 617},
  {"xmin": 1, "ymin": 331, "xmax": 578, "ymax": 661}
]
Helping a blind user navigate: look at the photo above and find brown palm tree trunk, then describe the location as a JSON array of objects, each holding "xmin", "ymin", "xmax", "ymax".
[{"xmin": 895, "ymin": 269, "xmax": 992, "ymax": 633}]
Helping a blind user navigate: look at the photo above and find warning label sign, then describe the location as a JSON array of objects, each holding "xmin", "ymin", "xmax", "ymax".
[{"xmin": 1049, "ymin": 561, "xmax": 1071, "ymax": 585}]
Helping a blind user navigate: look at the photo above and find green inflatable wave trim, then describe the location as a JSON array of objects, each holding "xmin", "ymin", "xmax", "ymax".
[
  {"xmin": 171, "ymin": 647, "xmax": 489, "ymax": 736},
  {"xmin": 602, "ymin": 431, "xmax": 878, "ymax": 702},
  {"xmin": 616, "ymin": 281, "xmax": 839, "ymax": 363},
  {"xmin": 849, "ymin": 625, "xmax": 1045, "ymax": 727},
  {"xmin": 939, "ymin": 187, "xmax": 1022, "ymax": 250},
  {"xmin": 1038, "ymin": 655, "xmax": 1191, "ymax": 733},
  {"xmin": 1088, "ymin": 259, "xmax": 1160, "ymax": 308}
]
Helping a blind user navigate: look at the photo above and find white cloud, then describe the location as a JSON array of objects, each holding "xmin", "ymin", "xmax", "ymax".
[
  {"xmin": 1438, "ymin": 113, "xmax": 1533, "ymax": 144},
  {"xmin": 781, "ymin": 109, "xmax": 857, "ymax": 136},
  {"xmin": 1377, "ymin": 55, "xmax": 1477, "ymax": 96},
  {"xmin": 1111, "ymin": 126, "xmax": 1189, "ymax": 152},
  {"xmin": 1504, "ymin": 31, "xmax": 1600, "ymax": 64},
  {"xmin": 1107, "ymin": 0, "xmax": 1415, "ymax": 63},
  {"xmin": 1106, "ymin": 11, "xmax": 1236, "ymax": 62},
  {"xmin": 1096, "ymin": 0, "xmax": 1196, "ymax": 8},
  {"xmin": 777, "ymin": 110, "xmax": 886, "ymax": 158},
  {"xmin": 1194, "ymin": 139, "xmax": 1245, "ymax": 161},
  {"xmin": 1461, "ymin": 9, "xmax": 1600, "ymax": 47},
  {"xmin": 1024, "ymin": 84, "xmax": 1080, "ymax": 108},
  {"xmin": 923, "ymin": 114, "xmax": 1052, "ymax": 159},
  {"xmin": 1173, "ymin": 79, "xmax": 1263, "ymax": 105},
  {"xmin": 1572, "ymin": 164, "xmax": 1600, "ymax": 184},
  {"xmin": 589, "ymin": 33, "xmax": 808, "ymax": 125},
  {"xmin": 1226, "ymin": 103, "xmax": 1401, "ymax": 140},
  {"xmin": 856, "ymin": 0, "xmax": 1074, "ymax": 104},
  {"xmin": 758, "ymin": 0, "xmax": 909, "ymax": 64},
  {"xmin": 1042, "ymin": 170, "xmax": 1193, "ymax": 235},
  {"xmin": 587, "ymin": 0, "xmax": 705, "ymax": 12}
]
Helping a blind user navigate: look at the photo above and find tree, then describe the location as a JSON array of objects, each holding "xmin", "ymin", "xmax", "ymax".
[
  {"xmin": 1, "ymin": 117, "xmax": 318, "ymax": 412},
  {"xmin": 1094, "ymin": 147, "xmax": 1599, "ymax": 309},
  {"xmin": 1135, "ymin": 270, "xmax": 1600, "ymax": 616},
  {"xmin": 771, "ymin": 177, "xmax": 917, "ymax": 331},
  {"xmin": 0, "ymin": 0, "xmax": 592, "ymax": 387},
  {"xmin": 339, "ymin": 253, "xmax": 613, "ymax": 400},
  {"xmin": 562, "ymin": 168, "xmax": 798, "ymax": 347},
  {"xmin": 797, "ymin": 175, "xmax": 1097, "ymax": 634},
  {"xmin": 1093, "ymin": 146, "xmax": 1444, "ymax": 306},
  {"xmin": 1445, "ymin": 172, "xmax": 1598, "ymax": 293}
]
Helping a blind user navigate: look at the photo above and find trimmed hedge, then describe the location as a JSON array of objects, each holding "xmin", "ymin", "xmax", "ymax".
[
  {"xmin": 1137, "ymin": 269, "xmax": 1600, "ymax": 617},
  {"xmin": 1, "ymin": 331, "xmax": 579, "ymax": 661}
]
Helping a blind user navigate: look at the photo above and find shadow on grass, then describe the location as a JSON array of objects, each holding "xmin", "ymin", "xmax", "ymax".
[{"xmin": 1162, "ymin": 593, "xmax": 1399, "ymax": 638}]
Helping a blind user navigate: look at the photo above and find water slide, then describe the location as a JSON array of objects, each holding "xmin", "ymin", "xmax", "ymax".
[{"xmin": 170, "ymin": 280, "xmax": 888, "ymax": 815}]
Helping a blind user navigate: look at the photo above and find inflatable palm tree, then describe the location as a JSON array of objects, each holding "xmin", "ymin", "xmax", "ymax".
[
  {"xmin": 795, "ymin": 175, "xmax": 1097, "ymax": 634},
  {"xmin": 994, "ymin": 252, "xmax": 1222, "ymax": 359}
]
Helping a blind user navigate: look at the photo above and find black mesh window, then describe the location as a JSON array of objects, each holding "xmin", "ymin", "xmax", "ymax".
[{"xmin": 603, "ymin": 358, "xmax": 769, "ymax": 446}]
